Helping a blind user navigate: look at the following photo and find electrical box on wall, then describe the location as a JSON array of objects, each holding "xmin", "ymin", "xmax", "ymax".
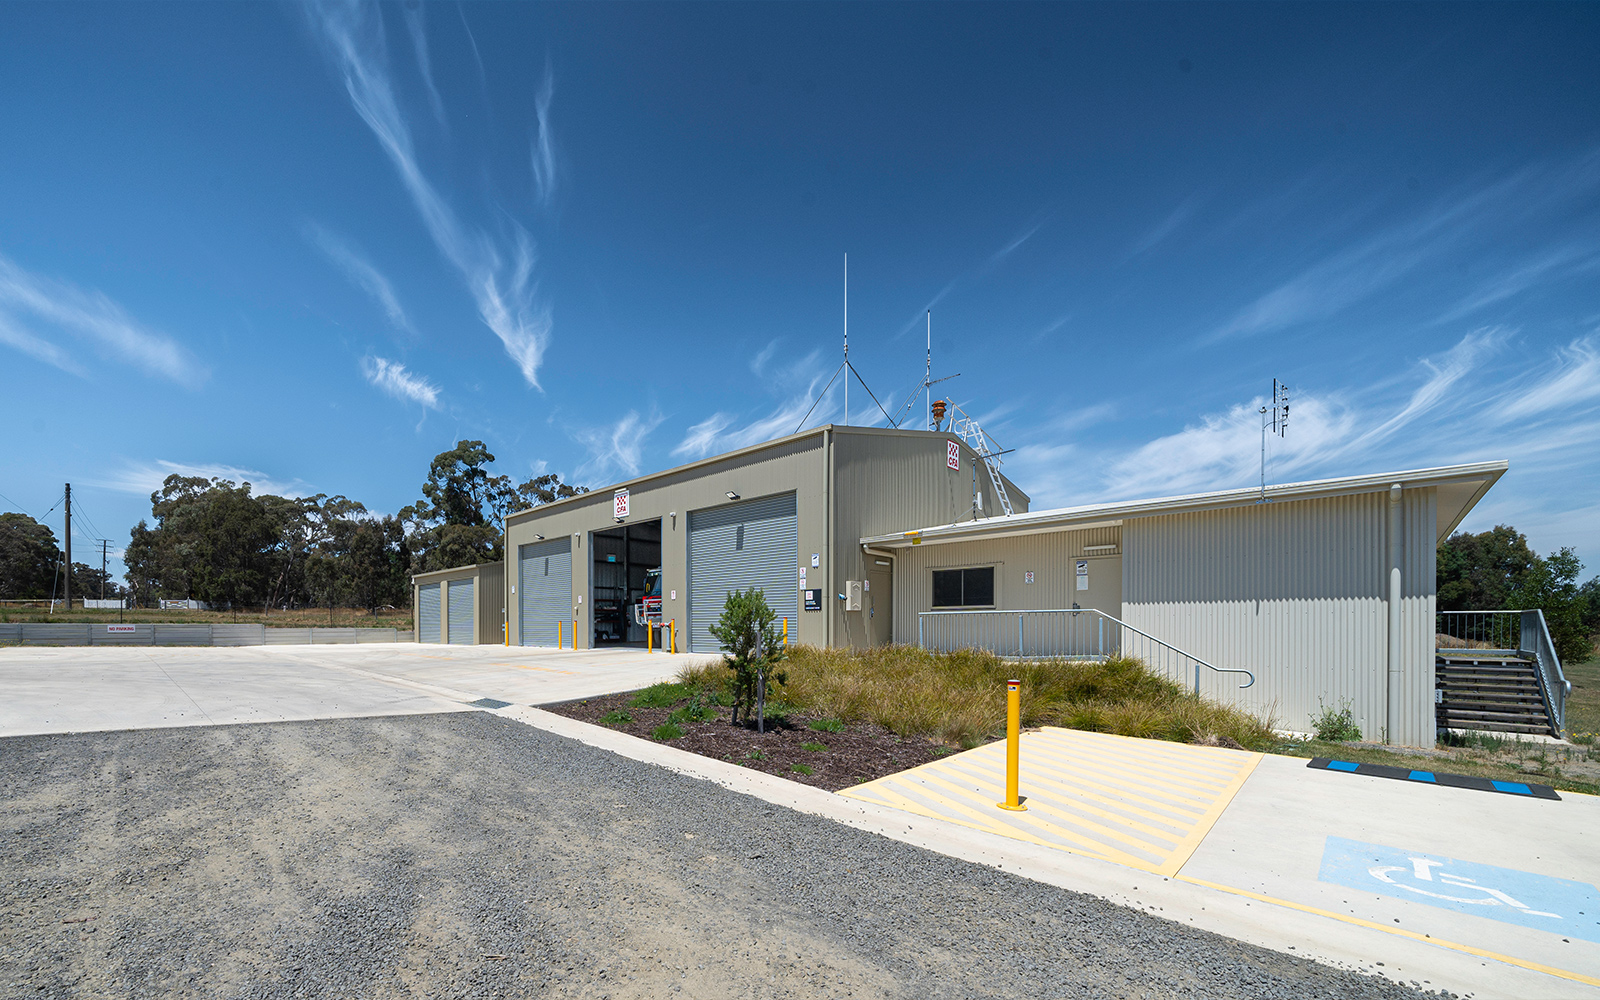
[{"xmin": 844, "ymin": 580, "xmax": 863, "ymax": 611}]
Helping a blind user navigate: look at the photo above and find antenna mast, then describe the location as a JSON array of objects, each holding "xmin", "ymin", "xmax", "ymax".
[
  {"xmin": 925, "ymin": 311, "xmax": 932, "ymax": 429},
  {"xmin": 1258, "ymin": 379, "xmax": 1290, "ymax": 503},
  {"xmin": 843, "ymin": 252, "xmax": 848, "ymax": 427}
]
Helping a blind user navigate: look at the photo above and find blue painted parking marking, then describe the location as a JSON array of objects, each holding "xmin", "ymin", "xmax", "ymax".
[{"xmin": 1319, "ymin": 836, "xmax": 1600, "ymax": 942}]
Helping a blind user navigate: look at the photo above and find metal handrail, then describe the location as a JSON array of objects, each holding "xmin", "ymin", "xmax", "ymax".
[
  {"xmin": 918, "ymin": 607, "xmax": 1255, "ymax": 695},
  {"xmin": 1437, "ymin": 609, "xmax": 1569, "ymax": 735}
]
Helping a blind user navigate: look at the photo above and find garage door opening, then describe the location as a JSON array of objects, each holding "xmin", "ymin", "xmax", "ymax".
[{"xmin": 591, "ymin": 520, "xmax": 662, "ymax": 647}]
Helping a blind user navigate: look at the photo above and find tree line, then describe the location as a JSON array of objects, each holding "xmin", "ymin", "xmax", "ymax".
[{"xmin": 0, "ymin": 441, "xmax": 584, "ymax": 612}]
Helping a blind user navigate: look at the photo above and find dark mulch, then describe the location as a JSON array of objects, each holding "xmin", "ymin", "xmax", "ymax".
[{"xmin": 545, "ymin": 689, "xmax": 958, "ymax": 791}]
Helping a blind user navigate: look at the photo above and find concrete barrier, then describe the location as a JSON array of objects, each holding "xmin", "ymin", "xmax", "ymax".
[{"xmin": 0, "ymin": 624, "xmax": 403, "ymax": 647}]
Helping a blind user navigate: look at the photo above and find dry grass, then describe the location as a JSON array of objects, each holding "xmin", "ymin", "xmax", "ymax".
[{"xmin": 678, "ymin": 643, "xmax": 1277, "ymax": 750}]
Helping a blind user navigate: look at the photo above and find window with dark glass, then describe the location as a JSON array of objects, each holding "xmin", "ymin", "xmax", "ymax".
[{"xmin": 931, "ymin": 566, "xmax": 995, "ymax": 608}]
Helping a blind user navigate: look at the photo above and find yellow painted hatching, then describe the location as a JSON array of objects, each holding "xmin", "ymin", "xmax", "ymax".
[{"xmin": 839, "ymin": 726, "xmax": 1261, "ymax": 876}]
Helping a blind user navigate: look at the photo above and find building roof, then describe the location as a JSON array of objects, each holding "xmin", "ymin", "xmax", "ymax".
[
  {"xmin": 505, "ymin": 424, "xmax": 1031, "ymax": 525},
  {"xmin": 861, "ymin": 460, "xmax": 1508, "ymax": 549}
]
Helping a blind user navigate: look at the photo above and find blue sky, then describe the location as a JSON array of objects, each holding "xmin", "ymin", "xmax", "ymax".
[{"xmin": 2, "ymin": 2, "xmax": 1598, "ymax": 584}]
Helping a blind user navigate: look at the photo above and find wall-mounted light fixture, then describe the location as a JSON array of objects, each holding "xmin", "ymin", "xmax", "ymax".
[
  {"xmin": 725, "ymin": 491, "xmax": 740, "ymax": 500},
  {"xmin": 534, "ymin": 533, "xmax": 544, "ymax": 540}
]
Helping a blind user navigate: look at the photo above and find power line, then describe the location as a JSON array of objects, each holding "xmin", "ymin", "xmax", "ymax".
[{"xmin": 0, "ymin": 489, "xmax": 34, "ymax": 517}]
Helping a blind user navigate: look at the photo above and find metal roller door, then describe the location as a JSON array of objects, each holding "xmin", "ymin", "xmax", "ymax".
[
  {"xmin": 419, "ymin": 583, "xmax": 441, "ymax": 643},
  {"xmin": 688, "ymin": 492, "xmax": 798, "ymax": 653},
  {"xmin": 519, "ymin": 538, "xmax": 572, "ymax": 646},
  {"xmin": 447, "ymin": 578, "xmax": 474, "ymax": 645}
]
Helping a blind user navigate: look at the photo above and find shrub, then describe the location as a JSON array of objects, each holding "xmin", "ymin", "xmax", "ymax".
[
  {"xmin": 708, "ymin": 587, "xmax": 787, "ymax": 726},
  {"xmin": 1311, "ymin": 702, "xmax": 1363, "ymax": 742},
  {"xmin": 631, "ymin": 682, "xmax": 689, "ymax": 708},
  {"xmin": 651, "ymin": 721, "xmax": 684, "ymax": 741},
  {"xmin": 599, "ymin": 709, "xmax": 632, "ymax": 726}
]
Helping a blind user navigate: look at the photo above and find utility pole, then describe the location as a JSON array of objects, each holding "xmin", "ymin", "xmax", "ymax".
[
  {"xmin": 101, "ymin": 539, "xmax": 108, "ymax": 602},
  {"xmin": 63, "ymin": 483, "xmax": 71, "ymax": 613}
]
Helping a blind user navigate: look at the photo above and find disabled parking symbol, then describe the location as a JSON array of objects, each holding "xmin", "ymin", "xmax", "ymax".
[{"xmin": 1319, "ymin": 836, "xmax": 1600, "ymax": 943}]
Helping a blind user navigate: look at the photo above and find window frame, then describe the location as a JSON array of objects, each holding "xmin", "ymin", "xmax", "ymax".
[{"xmin": 930, "ymin": 565, "xmax": 998, "ymax": 609}]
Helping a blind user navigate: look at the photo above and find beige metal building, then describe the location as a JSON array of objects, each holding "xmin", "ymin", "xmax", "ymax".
[
  {"xmin": 862, "ymin": 461, "xmax": 1507, "ymax": 747},
  {"xmin": 412, "ymin": 561, "xmax": 506, "ymax": 645},
  {"xmin": 501, "ymin": 426, "xmax": 1027, "ymax": 654},
  {"xmin": 414, "ymin": 422, "xmax": 1509, "ymax": 746}
]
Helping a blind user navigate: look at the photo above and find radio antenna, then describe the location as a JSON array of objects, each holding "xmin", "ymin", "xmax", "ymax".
[
  {"xmin": 1257, "ymin": 378, "xmax": 1290, "ymax": 503},
  {"xmin": 842, "ymin": 252, "xmax": 848, "ymax": 427},
  {"xmin": 925, "ymin": 310, "xmax": 932, "ymax": 429}
]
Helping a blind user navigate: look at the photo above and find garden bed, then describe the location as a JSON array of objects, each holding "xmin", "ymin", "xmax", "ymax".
[{"xmin": 546, "ymin": 685, "xmax": 957, "ymax": 792}]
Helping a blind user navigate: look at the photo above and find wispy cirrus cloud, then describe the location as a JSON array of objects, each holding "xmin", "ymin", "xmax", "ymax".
[
  {"xmin": 896, "ymin": 215, "xmax": 1050, "ymax": 338},
  {"xmin": 91, "ymin": 460, "xmax": 313, "ymax": 499},
  {"xmin": 305, "ymin": 222, "xmax": 412, "ymax": 334},
  {"xmin": 361, "ymin": 355, "xmax": 439, "ymax": 409},
  {"xmin": 0, "ymin": 311, "xmax": 85, "ymax": 376},
  {"xmin": 574, "ymin": 409, "xmax": 665, "ymax": 482},
  {"xmin": 531, "ymin": 62, "xmax": 557, "ymax": 205},
  {"xmin": 400, "ymin": 2, "xmax": 446, "ymax": 127},
  {"xmin": 1206, "ymin": 156, "xmax": 1600, "ymax": 344},
  {"xmin": 306, "ymin": 0, "xmax": 552, "ymax": 388},
  {"xmin": 0, "ymin": 251, "xmax": 204, "ymax": 385},
  {"xmin": 674, "ymin": 349, "xmax": 844, "ymax": 459}
]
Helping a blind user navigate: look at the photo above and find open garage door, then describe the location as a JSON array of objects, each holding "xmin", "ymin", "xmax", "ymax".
[
  {"xmin": 418, "ymin": 582, "xmax": 441, "ymax": 643},
  {"xmin": 519, "ymin": 537, "xmax": 572, "ymax": 646},
  {"xmin": 447, "ymin": 578, "xmax": 474, "ymax": 645},
  {"xmin": 688, "ymin": 493, "xmax": 798, "ymax": 653}
]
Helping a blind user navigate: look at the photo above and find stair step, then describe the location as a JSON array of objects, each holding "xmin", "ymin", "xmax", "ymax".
[
  {"xmin": 1441, "ymin": 720, "xmax": 1558, "ymax": 736},
  {"xmin": 1436, "ymin": 661, "xmax": 1536, "ymax": 671},
  {"xmin": 1438, "ymin": 709, "xmax": 1551, "ymax": 724},
  {"xmin": 1440, "ymin": 697, "xmax": 1548, "ymax": 708}
]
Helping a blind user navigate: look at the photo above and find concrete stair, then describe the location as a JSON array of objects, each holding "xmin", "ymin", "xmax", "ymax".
[{"xmin": 1435, "ymin": 652, "xmax": 1556, "ymax": 737}]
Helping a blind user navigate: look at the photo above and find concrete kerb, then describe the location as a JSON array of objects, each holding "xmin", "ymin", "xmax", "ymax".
[{"xmin": 494, "ymin": 705, "xmax": 1600, "ymax": 1000}]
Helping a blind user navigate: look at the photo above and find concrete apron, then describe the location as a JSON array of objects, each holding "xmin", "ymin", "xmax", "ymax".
[{"xmin": 498, "ymin": 707, "xmax": 1600, "ymax": 1000}]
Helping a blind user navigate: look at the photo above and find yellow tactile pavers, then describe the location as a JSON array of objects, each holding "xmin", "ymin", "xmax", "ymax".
[{"xmin": 839, "ymin": 727, "xmax": 1261, "ymax": 876}]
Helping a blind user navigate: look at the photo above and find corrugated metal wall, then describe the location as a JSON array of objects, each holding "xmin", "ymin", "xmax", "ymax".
[
  {"xmin": 478, "ymin": 564, "xmax": 506, "ymax": 645},
  {"xmin": 447, "ymin": 578, "xmax": 474, "ymax": 645},
  {"xmin": 832, "ymin": 429, "xmax": 1032, "ymax": 647},
  {"xmin": 893, "ymin": 526, "xmax": 1123, "ymax": 643},
  {"xmin": 1122, "ymin": 487, "xmax": 1437, "ymax": 746}
]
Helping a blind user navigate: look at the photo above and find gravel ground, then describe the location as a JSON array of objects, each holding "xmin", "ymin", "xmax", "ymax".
[{"xmin": 0, "ymin": 711, "xmax": 1451, "ymax": 999}]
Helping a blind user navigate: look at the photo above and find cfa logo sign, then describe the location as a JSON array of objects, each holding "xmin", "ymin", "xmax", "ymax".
[
  {"xmin": 947, "ymin": 440, "xmax": 960, "ymax": 471},
  {"xmin": 1319, "ymin": 836, "xmax": 1600, "ymax": 942},
  {"xmin": 613, "ymin": 490, "xmax": 629, "ymax": 520}
]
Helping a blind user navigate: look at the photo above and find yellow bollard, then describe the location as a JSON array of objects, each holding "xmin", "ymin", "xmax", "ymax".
[
  {"xmin": 647, "ymin": 620, "xmax": 653, "ymax": 654},
  {"xmin": 557, "ymin": 621, "xmax": 563, "ymax": 650},
  {"xmin": 782, "ymin": 617, "xmax": 789, "ymax": 647},
  {"xmin": 669, "ymin": 619, "xmax": 677, "ymax": 654},
  {"xmin": 503, "ymin": 622, "xmax": 509, "ymax": 647},
  {"xmin": 996, "ymin": 679, "xmax": 1027, "ymax": 811}
]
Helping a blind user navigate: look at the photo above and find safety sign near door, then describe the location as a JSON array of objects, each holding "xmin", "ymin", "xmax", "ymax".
[{"xmin": 1318, "ymin": 836, "xmax": 1600, "ymax": 942}]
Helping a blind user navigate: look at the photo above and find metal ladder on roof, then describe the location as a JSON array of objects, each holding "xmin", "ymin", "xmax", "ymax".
[{"xmin": 947, "ymin": 403, "xmax": 1015, "ymax": 517}]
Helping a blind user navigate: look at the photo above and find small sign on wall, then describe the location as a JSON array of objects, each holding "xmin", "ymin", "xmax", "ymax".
[
  {"xmin": 947, "ymin": 440, "xmax": 961, "ymax": 471},
  {"xmin": 1025, "ymin": 571, "xmax": 1034, "ymax": 584},
  {"xmin": 1076, "ymin": 560, "xmax": 1089, "ymax": 591},
  {"xmin": 804, "ymin": 589, "xmax": 822, "ymax": 610},
  {"xmin": 613, "ymin": 489, "xmax": 630, "ymax": 519}
]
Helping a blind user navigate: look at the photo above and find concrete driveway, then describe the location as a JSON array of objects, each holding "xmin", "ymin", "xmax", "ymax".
[{"xmin": 0, "ymin": 644, "xmax": 712, "ymax": 738}]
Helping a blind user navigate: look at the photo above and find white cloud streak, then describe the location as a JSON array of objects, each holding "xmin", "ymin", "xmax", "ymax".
[
  {"xmin": 361, "ymin": 355, "xmax": 440, "ymax": 409},
  {"xmin": 674, "ymin": 351, "xmax": 843, "ymax": 459},
  {"xmin": 0, "ymin": 252, "xmax": 204, "ymax": 385},
  {"xmin": 574, "ymin": 409, "xmax": 665, "ymax": 482},
  {"xmin": 307, "ymin": 0, "xmax": 552, "ymax": 388},
  {"xmin": 531, "ymin": 62, "xmax": 556, "ymax": 205},
  {"xmin": 305, "ymin": 222, "xmax": 412, "ymax": 333},
  {"xmin": 91, "ymin": 461, "xmax": 313, "ymax": 500},
  {"xmin": 401, "ymin": 2, "xmax": 447, "ymax": 127},
  {"xmin": 0, "ymin": 312, "xmax": 86, "ymax": 376}
]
